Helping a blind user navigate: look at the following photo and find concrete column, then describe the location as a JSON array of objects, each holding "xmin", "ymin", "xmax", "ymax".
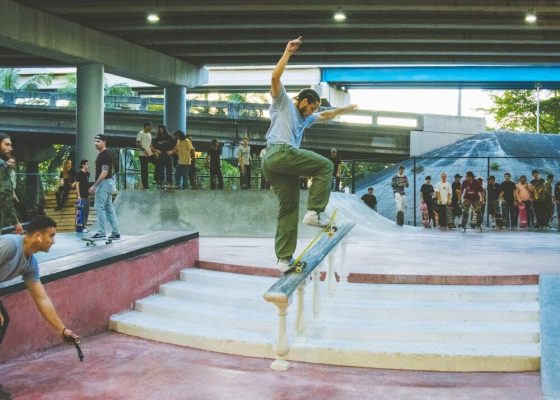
[
  {"xmin": 164, "ymin": 86, "xmax": 187, "ymax": 135},
  {"xmin": 311, "ymin": 82, "xmax": 350, "ymax": 108},
  {"xmin": 540, "ymin": 274, "xmax": 560, "ymax": 398},
  {"xmin": 76, "ymin": 63, "xmax": 104, "ymax": 167}
]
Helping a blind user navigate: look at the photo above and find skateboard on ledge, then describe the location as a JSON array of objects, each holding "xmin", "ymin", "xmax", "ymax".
[
  {"xmin": 284, "ymin": 209, "xmax": 338, "ymax": 275},
  {"xmin": 82, "ymin": 237, "xmax": 114, "ymax": 246}
]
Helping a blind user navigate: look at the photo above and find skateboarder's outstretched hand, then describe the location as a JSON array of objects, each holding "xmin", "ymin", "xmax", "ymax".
[
  {"xmin": 61, "ymin": 327, "xmax": 81, "ymax": 344},
  {"xmin": 286, "ymin": 36, "xmax": 303, "ymax": 54}
]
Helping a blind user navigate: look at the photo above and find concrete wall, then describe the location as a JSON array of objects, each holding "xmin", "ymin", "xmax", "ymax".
[
  {"xmin": 410, "ymin": 115, "xmax": 486, "ymax": 156},
  {"xmin": 540, "ymin": 274, "xmax": 560, "ymax": 398}
]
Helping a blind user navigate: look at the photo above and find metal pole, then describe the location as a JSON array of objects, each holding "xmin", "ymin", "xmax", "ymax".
[
  {"xmin": 413, "ymin": 157, "xmax": 417, "ymax": 226},
  {"xmin": 351, "ymin": 160, "xmax": 356, "ymax": 194},
  {"xmin": 536, "ymin": 83, "xmax": 541, "ymax": 134},
  {"xmin": 457, "ymin": 88, "xmax": 462, "ymax": 117},
  {"xmin": 486, "ymin": 157, "xmax": 490, "ymax": 227}
]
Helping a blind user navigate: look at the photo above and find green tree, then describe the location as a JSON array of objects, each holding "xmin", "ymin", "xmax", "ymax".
[
  {"xmin": 484, "ymin": 89, "xmax": 560, "ymax": 133},
  {"xmin": 0, "ymin": 68, "xmax": 53, "ymax": 91}
]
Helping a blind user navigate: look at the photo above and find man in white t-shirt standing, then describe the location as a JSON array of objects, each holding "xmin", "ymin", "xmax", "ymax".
[
  {"xmin": 136, "ymin": 121, "xmax": 158, "ymax": 190},
  {"xmin": 237, "ymin": 137, "xmax": 251, "ymax": 189},
  {"xmin": 435, "ymin": 172, "xmax": 453, "ymax": 229}
]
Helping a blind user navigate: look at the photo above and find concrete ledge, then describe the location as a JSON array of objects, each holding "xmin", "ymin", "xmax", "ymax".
[{"xmin": 0, "ymin": 231, "xmax": 198, "ymax": 362}]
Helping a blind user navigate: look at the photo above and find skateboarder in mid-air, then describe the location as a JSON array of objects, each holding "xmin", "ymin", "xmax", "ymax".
[{"xmin": 261, "ymin": 36, "xmax": 357, "ymax": 272}]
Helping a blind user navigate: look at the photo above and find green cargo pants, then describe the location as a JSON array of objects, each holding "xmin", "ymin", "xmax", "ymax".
[{"xmin": 261, "ymin": 144, "xmax": 333, "ymax": 259}]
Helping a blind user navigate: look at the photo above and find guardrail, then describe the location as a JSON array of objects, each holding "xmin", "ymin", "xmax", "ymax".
[
  {"xmin": 0, "ymin": 90, "xmax": 424, "ymax": 129},
  {"xmin": 263, "ymin": 222, "xmax": 355, "ymax": 370}
]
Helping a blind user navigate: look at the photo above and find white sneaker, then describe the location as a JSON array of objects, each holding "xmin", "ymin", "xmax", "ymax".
[
  {"xmin": 302, "ymin": 210, "xmax": 330, "ymax": 227},
  {"xmin": 277, "ymin": 257, "xmax": 293, "ymax": 272}
]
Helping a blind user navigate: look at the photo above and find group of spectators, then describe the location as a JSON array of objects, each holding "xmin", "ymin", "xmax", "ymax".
[{"xmin": 384, "ymin": 165, "xmax": 560, "ymax": 230}]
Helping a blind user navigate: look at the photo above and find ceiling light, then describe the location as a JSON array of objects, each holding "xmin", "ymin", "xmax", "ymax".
[
  {"xmin": 334, "ymin": 10, "xmax": 346, "ymax": 22},
  {"xmin": 147, "ymin": 13, "xmax": 160, "ymax": 23},
  {"xmin": 525, "ymin": 12, "xmax": 537, "ymax": 23}
]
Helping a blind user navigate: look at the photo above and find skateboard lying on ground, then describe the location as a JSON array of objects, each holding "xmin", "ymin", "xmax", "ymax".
[
  {"xmin": 284, "ymin": 209, "xmax": 338, "ymax": 275},
  {"xmin": 82, "ymin": 237, "xmax": 114, "ymax": 246}
]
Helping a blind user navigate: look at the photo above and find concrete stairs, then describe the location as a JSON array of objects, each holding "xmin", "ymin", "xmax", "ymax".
[
  {"xmin": 44, "ymin": 191, "xmax": 96, "ymax": 232},
  {"xmin": 109, "ymin": 268, "xmax": 540, "ymax": 372}
]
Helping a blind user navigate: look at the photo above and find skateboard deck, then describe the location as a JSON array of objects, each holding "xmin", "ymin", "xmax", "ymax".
[
  {"xmin": 518, "ymin": 203, "xmax": 528, "ymax": 228},
  {"xmin": 82, "ymin": 237, "xmax": 113, "ymax": 246},
  {"xmin": 75, "ymin": 199, "xmax": 86, "ymax": 232},
  {"xmin": 396, "ymin": 211, "xmax": 404, "ymax": 226},
  {"xmin": 446, "ymin": 204, "xmax": 454, "ymax": 228},
  {"xmin": 284, "ymin": 210, "xmax": 338, "ymax": 275}
]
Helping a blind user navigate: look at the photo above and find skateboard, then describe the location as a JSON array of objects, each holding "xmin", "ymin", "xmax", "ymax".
[
  {"xmin": 82, "ymin": 237, "xmax": 113, "ymax": 246},
  {"xmin": 284, "ymin": 210, "xmax": 338, "ymax": 275},
  {"xmin": 75, "ymin": 199, "xmax": 86, "ymax": 232},
  {"xmin": 446, "ymin": 204, "xmax": 455, "ymax": 228},
  {"xmin": 518, "ymin": 202, "xmax": 528, "ymax": 228},
  {"xmin": 419, "ymin": 202, "xmax": 430, "ymax": 228}
]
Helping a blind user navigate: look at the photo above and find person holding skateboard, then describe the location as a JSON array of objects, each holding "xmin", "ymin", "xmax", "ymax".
[
  {"xmin": 0, "ymin": 215, "xmax": 80, "ymax": 398},
  {"xmin": 89, "ymin": 134, "xmax": 120, "ymax": 240},
  {"xmin": 75, "ymin": 159, "xmax": 90, "ymax": 232},
  {"xmin": 459, "ymin": 171, "xmax": 484, "ymax": 231},
  {"xmin": 261, "ymin": 36, "xmax": 357, "ymax": 272},
  {"xmin": 0, "ymin": 133, "xmax": 23, "ymax": 235},
  {"xmin": 391, "ymin": 165, "xmax": 409, "ymax": 225}
]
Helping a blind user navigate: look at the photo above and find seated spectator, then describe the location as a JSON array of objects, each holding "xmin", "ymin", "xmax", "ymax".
[{"xmin": 55, "ymin": 159, "xmax": 76, "ymax": 210}]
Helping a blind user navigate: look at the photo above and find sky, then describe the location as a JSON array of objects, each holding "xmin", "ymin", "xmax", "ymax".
[{"xmin": 349, "ymin": 88, "xmax": 496, "ymax": 128}]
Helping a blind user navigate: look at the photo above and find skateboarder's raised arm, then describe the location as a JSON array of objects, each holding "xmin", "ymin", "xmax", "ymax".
[
  {"xmin": 271, "ymin": 37, "xmax": 302, "ymax": 98},
  {"xmin": 316, "ymin": 104, "xmax": 358, "ymax": 123}
]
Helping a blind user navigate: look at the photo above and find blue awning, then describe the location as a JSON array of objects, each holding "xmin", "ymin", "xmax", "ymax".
[{"xmin": 321, "ymin": 66, "xmax": 560, "ymax": 89}]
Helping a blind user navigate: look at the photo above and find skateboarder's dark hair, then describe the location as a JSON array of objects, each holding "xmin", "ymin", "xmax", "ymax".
[
  {"xmin": 295, "ymin": 89, "xmax": 320, "ymax": 104},
  {"xmin": 0, "ymin": 132, "xmax": 10, "ymax": 142},
  {"xmin": 79, "ymin": 159, "xmax": 88, "ymax": 168},
  {"xmin": 26, "ymin": 215, "xmax": 57, "ymax": 234}
]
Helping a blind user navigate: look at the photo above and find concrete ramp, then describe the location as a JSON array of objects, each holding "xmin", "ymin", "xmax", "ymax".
[{"xmin": 114, "ymin": 190, "xmax": 413, "ymax": 238}]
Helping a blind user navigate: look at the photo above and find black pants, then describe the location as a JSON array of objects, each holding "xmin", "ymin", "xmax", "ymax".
[
  {"xmin": 533, "ymin": 200, "xmax": 545, "ymax": 227},
  {"xmin": 425, "ymin": 199, "xmax": 435, "ymax": 226},
  {"xmin": 139, "ymin": 155, "xmax": 158, "ymax": 189},
  {"xmin": 210, "ymin": 166, "xmax": 224, "ymax": 190},
  {"xmin": 437, "ymin": 204, "xmax": 448, "ymax": 227},
  {"xmin": 502, "ymin": 201, "xmax": 518, "ymax": 227},
  {"xmin": 0, "ymin": 301, "xmax": 9, "ymax": 346},
  {"xmin": 56, "ymin": 184, "xmax": 72, "ymax": 208},
  {"xmin": 156, "ymin": 155, "xmax": 173, "ymax": 185},
  {"xmin": 239, "ymin": 165, "xmax": 251, "ymax": 189}
]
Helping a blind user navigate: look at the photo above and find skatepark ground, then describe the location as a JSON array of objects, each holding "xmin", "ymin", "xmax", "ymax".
[
  {"xmin": 0, "ymin": 332, "xmax": 543, "ymax": 400},
  {"xmin": 1, "ymin": 190, "xmax": 558, "ymax": 399}
]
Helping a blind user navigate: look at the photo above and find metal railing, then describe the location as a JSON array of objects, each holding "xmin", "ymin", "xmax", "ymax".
[{"xmin": 0, "ymin": 89, "xmax": 424, "ymax": 129}]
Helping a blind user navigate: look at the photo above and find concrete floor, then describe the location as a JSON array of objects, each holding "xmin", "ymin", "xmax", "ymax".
[{"xmin": 0, "ymin": 332, "xmax": 543, "ymax": 400}]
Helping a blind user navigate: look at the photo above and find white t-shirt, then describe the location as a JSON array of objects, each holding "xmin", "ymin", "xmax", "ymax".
[
  {"xmin": 136, "ymin": 130, "xmax": 153, "ymax": 157},
  {"xmin": 435, "ymin": 181, "xmax": 453, "ymax": 204},
  {"xmin": 237, "ymin": 145, "xmax": 251, "ymax": 166}
]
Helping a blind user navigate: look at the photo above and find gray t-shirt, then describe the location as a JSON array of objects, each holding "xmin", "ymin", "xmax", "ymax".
[
  {"xmin": 0, "ymin": 235, "xmax": 40, "ymax": 283},
  {"xmin": 265, "ymin": 83, "xmax": 318, "ymax": 148},
  {"xmin": 237, "ymin": 145, "xmax": 251, "ymax": 166}
]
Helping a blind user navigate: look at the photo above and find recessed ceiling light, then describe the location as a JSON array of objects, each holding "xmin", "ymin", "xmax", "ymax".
[
  {"xmin": 147, "ymin": 13, "xmax": 160, "ymax": 23},
  {"xmin": 525, "ymin": 12, "xmax": 537, "ymax": 23},
  {"xmin": 334, "ymin": 10, "xmax": 346, "ymax": 22}
]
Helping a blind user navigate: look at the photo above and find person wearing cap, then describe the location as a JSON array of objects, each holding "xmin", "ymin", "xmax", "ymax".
[
  {"xmin": 515, "ymin": 175, "xmax": 534, "ymax": 228},
  {"xmin": 420, "ymin": 176, "xmax": 435, "ymax": 228},
  {"xmin": 451, "ymin": 173, "xmax": 463, "ymax": 227},
  {"xmin": 260, "ymin": 36, "xmax": 358, "ymax": 272},
  {"xmin": 435, "ymin": 172, "xmax": 453, "ymax": 229},
  {"xmin": 459, "ymin": 171, "xmax": 484, "ymax": 231},
  {"xmin": 500, "ymin": 172, "xmax": 517, "ymax": 228},
  {"xmin": 136, "ymin": 121, "xmax": 158, "ymax": 190},
  {"xmin": 0, "ymin": 215, "xmax": 80, "ymax": 398},
  {"xmin": 530, "ymin": 169, "xmax": 546, "ymax": 229},
  {"xmin": 391, "ymin": 165, "xmax": 409, "ymax": 225},
  {"xmin": 486, "ymin": 175, "xmax": 503, "ymax": 229},
  {"xmin": 88, "ymin": 134, "xmax": 120, "ymax": 240},
  {"xmin": 329, "ymin": 148, "xmax": 342, "ymax": 192}
]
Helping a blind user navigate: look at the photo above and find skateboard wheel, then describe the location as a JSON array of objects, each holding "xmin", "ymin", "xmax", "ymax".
[{"xmin": 332, "ymin": 226, "xmax": 338, "ymax": 232}]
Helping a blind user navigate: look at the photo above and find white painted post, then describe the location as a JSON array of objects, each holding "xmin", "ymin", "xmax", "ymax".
[
  {"xmin": 295, "ymin": 282, "xmax": 306, "ymax": 335},
  {"xmin": 328, "ymin": 251, "xmax": 337, "ymax": 296},
  {"xmin": 270, "ymin": 301, "xmax": 291, "ymax": 370},
  {"xmin": 312, "ymin": 268, "xmax": 321, "ymax": 318},
  {"xmin": 339, "ymin": 237, "xmax": 350, "ymax": 284}
]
